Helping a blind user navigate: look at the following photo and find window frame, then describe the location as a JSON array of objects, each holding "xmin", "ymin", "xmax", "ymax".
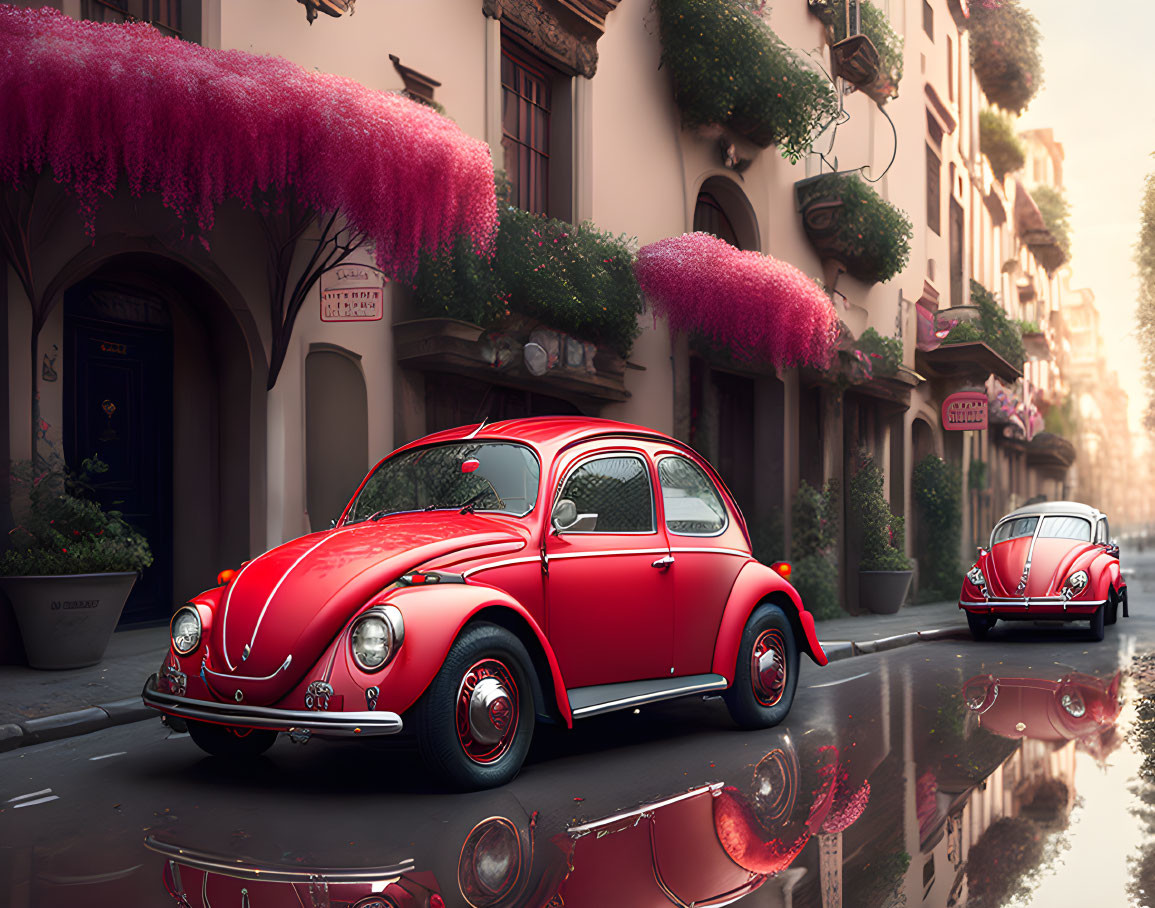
[
  {"xmin": 553, "ymin": 451, "xmax": 658, "ymax": 536},
  {"xmin": 501, "ymin": 41, "xmax": 554, "ymax": 216},
  {"xmin": 656, "ymin": 454, "xmax": 730, "ymax": 538}
]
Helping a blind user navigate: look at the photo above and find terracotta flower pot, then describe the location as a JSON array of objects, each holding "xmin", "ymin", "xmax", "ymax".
[
  {"xmin": 857, "ymin": 570, "xmax": 912, "ymax": 615},
  {"xmin": 0, "ymin": 572, "xmax": 137, "ymax": 669}
]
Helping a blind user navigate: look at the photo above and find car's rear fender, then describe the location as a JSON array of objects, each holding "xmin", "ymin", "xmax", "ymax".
[
  {"xmin": 712, "ymin": 561, "xmax": 828, "ymax": 679},
  {"xmin": 369, "ymin": 583, "xmax": 573, "ymax": 727}
]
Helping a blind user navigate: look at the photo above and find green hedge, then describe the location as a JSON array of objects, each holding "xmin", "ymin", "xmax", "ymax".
[
  {"xmin": 656, "ymin": 0, "xmax": 837, "ymax": 160},
  {"xmin": 849, "ymin": 449, "xmax": 910, "ymax": 571},
  {"xmin": 414, "ymin": 200, "xmax": 644, "ymax": 357},
  {"xmin": 913, "ymin": 454, "xmax": 962, "ymax": 599},
  {"xmin": 791, "ymin": 480, "xmax": 841, "ymax": 620}
]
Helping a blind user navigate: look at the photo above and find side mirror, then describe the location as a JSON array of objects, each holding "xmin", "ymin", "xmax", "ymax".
[
  {"xmin": 552, "ymin": 498, "xmax": 578, "ymax": 533},
  {"xmin": 551, "ymin": 499, "xmax": 598, "ymax": 533}
]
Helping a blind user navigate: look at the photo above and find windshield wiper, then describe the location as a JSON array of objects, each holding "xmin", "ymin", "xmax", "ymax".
[{"xmin": 458, "ymin": 490, "xmax": 490, "ymax": 514}]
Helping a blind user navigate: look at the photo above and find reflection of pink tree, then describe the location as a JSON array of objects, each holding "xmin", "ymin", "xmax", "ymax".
[
  {"xmin": 0, "ymin": 6, "xmax": 496, "ymax": 457},
  {"xmin": 635, "ymin": 232, "xmax": 838, "ymax": 368}
]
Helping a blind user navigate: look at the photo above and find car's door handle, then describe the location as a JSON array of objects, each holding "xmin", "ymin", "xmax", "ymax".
[{"xmin": 652, "ymin": 555, "xmax": 675, "ymax": 569}]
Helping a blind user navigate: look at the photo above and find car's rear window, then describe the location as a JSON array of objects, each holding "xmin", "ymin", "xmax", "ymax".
[
  {"xmin": 992, "ymin": 516, "xmax": 1038, "ymax": 544},
  {"xmin": 1038, "ymin": 515, "xmax": 1091, "ymax": 541}
]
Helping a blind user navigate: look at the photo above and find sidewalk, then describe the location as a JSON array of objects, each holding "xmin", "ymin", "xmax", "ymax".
[{"xmin": 0, "ymin": 599, "xmax": 968, "ymax": 753}]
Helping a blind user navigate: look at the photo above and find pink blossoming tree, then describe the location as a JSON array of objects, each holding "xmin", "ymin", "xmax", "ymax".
[
  {"xmin": 0, "ymin": 4, "xmax": 497, "ymax": 457},
  {"xmin": 634, "ymin": 232, "xmax": 838, "ymax": 368}
]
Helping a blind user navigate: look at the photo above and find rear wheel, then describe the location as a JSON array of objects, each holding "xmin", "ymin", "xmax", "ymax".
[
  {"xmin": 413, "ymin": 622, "xmax": 535, "ymax": 791},
  {"xmin": 967, "ymin": 612, "xmax": 995, "ymax": 641},
  {"xmin": 187, "ymin": 721, "xmax": 277, "ymax": 758},
  {"xmin": 1089, "ymin": 604, "xmax": 1105, "ymax": 642},
  {"xmin": 723, "ymin": 603, "xmax": 800, "ymax": 729}
]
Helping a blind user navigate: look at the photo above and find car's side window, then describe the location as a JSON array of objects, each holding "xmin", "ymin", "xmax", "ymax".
[
  {"xmin": 657, "ymin": 456, "xmax": 727, "ymax": 535},
  {"xmin": 557, "ymin": 455, "xmax": 655, "ymax": 533}
]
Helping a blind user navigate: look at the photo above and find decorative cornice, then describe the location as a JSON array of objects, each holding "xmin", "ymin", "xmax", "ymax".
[{"xmin": 484, "ymin": 0, "xmax": 617, "ymax": 78}]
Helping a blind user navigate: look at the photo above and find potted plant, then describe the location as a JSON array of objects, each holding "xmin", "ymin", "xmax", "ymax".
[
  {"xmin": 849, "ymin": 449, "xmax": 912, "ymax": 614},
  {"xmin": 978, "ymin": 109, "xmax": 1025, "ymax": 181},
  {"xmin": 0, "ymin": 457, "xmax": 152, "ymax": 669},
  {"xmin": 968, "ymin": 0, "xmax": 1043, "ymax": 115},
  {"xmin": 913, "ymin": 454, "xmax": 962, "ymax": 602},
  {"xmin": 795, "ymin": 172, "xmax": 913, "ymax": 285},
  {"xmin": 808, "ymin": 0, "xmax": 904, "ymax": 103},
  {"xmin": 789, "ymin": 480, "xmax": 842, "ymax": 620},
  {"xmin": 655, "ymin": 0, "xmax": 837, "ymax": 159}
]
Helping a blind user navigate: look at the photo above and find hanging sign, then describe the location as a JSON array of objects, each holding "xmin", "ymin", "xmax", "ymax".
[
  {"xmin": 942, "ymin": 391, "xmax": 988, "ymax": 431},
  {"xmin": 320, "ymin": 264, "xmax": 385, "ymax": 322}
]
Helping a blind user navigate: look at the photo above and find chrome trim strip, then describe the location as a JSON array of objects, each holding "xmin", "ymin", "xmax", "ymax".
[
  {"xmin": 220, "ymin": 558, "xmax": 259, "ymax": 672},
  {"xmin": 144, "ymin": 837, "xmax": 415, "ymax": 885},
  {"xmin": 568, "ymin": 783, "xmax": 725, "ymax": 837},
  {"xmin": 669, "ymin": 547, "xmax": 752, "ymax": 558},
  {"xmin": 202, "ymin": 655, "xmax": 292, "ymax": 684},
  {"xmin": 245, "ymin": 532, "xmax": 345, "ymax": 660},
  {"xmin": 142, "ymin": 675, "xmax": 403, "ymax": 736},
  {"xmin": 462, "ymin": 556, "xmax": 542, "ymax": 577},
  {"xmin": 549, "ymin": 548, "xmax": 670, "ymax": 561},
  {"xmin": 570, "ymin": 676, "xmax": 729, "ymax": 719}
]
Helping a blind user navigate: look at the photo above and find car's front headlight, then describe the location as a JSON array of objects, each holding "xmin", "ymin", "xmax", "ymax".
[
  {"xmin": 170, "ymin": 606, "xmax": 201, "ymax": 655},
  {"xmin": 350, "ymin": 606, "xmax": 404, "ymax": 672},
  {"xmin": 1063, "ymin": 570, "xmax": 1089, "ymax": 600}
]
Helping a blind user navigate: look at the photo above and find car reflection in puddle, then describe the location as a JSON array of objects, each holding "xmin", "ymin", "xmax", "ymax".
[{"xmin": 143, "ymin": 730, "xmax": 877, "ymax": 908}]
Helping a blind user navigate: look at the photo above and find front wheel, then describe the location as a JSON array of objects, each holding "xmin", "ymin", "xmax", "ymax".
[
  {"xmin": 1106, "ymin": 593, "xmax": 1119, "ymax": 626},
  {"xmin": 412, "ymin": 622, "xmax": 536, "ymax": 791},
  {"xmin": 967, "ymin": 612, "xmax": 995, "ymax": 641},
  {"xmin": 1089, "ymin": 604, "xmax": 1105, "ymax": 642},
  {"xmin": 723, "ymin": 603, "xmax": 800, "ymax": 729},
  {"xmin": 187, "ymin": 720, "xmax": 277, "ymax": 758}
]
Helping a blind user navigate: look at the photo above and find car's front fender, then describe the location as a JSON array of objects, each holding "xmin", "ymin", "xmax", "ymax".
[
  {"xmin": 364, "ymin": 583, "xmax": 573, "ymax": 726},
  {"xmin": 1093, "ymin": 556, "xmax": 1124, "ymax": 602},
  {"xmin": 711, "ymin": 562, "xmax": 827, "ymax": 681}
]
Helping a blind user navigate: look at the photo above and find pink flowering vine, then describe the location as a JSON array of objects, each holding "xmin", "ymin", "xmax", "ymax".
[
  {"xmin": 635, "ymin": 232, "xmax": 838, "ymax": 368},
  {"xmin": 0, "ymin": 5, "xmax": 497, "ymax": 276}
]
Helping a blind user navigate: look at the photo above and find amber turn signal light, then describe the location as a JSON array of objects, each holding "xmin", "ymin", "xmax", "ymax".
[
  {"xmin": 771, "ymin": 561, "xmax": 792, "ymax": 580},
  {"xmin": 217, "ymin": 569, "xmax": 237, "ymax": 586}
]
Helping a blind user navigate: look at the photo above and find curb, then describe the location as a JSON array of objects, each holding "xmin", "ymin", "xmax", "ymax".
[
  {"xmin": 0, "ymin": 697, "xmax": 155, "ymax": 754},
  {"xmin": 0, "ymin": 625, "xmax": 973, "ymax": 754}
]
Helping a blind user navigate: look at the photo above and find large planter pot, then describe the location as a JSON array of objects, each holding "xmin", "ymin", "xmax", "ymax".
[
  {"xmin": 858, "ymin": 570, "xmax": 912, "ymax": 615},
  {"xmin": 0, "ymin": 572, "xmax": 137, "ymax": 669}
]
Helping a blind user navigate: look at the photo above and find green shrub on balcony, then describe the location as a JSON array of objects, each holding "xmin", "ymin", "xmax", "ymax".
[
  {"xmin": 1029, "ymin": 184, "xmax": 1072, "ymax": 263},
  {"xmin": 796, "ymin": 171, "xmax": 913, "ymax": 284},
  {"xmin": 969, "ymin": 1, "xmax": 1043, "ymax": 114},
  {"xmin": 414, "ymin": 201, "xmax": 643, "ymax": 357},
  {"xmin": 979, "ymin": 109, "xmax": 1025, "ymax": 181},
  {"xmin": 943, "ymin": 280, "xmax": 1025, "ymax": 369},
  {"xmin": 809, "ymin": 0, "xmax": 904, "ymax": 101},
  {"xmin": 853, "ymin": 327, "xmax": 902, "ymax": 375},
  {"xmin": 656, "ymin": 0, "xmax": 838, "ymax": 159}
]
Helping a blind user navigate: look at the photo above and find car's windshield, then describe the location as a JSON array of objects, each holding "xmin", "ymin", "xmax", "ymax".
[
  {"xmin": 992, "ymin": 516, "xmax": 1038, "ymax": 544},
  {"xmin": 345, "ymin": 442, "xmax": 540, "ymax": 522},
  {"xmin": 1038, "ymin": 515, "xmax": 1092, "ymax": 541}
]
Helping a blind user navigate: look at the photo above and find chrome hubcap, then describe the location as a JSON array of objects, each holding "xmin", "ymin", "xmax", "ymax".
[
  {"xmin": 456, "ymin": 659, "xmax": 519, "ymax": 764},
  {"xmin": 751, "ymin": 629, "xmax": 787, "ymax": 707}
]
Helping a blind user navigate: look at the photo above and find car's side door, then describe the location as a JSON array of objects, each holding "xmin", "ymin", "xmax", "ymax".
[{"xmin": 544, "ymin": 449, "xmax": 673, "ymax": 688}]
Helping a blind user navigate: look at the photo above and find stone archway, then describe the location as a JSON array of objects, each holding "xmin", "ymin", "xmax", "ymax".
[{"xmin": 57, "ymin": 252, "xmax": 260, "ymax": 624}]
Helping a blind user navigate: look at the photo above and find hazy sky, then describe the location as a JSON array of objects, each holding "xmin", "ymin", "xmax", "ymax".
[{"xmin": 1018, "ymin": 0, "xmax": 1152, "ymax": 437}]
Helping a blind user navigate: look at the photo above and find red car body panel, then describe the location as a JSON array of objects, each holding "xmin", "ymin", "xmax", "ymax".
[
  {"xmin": 146, "ymin": 416, "xmax": 824, "ymax": 744},
  {"xmin": 967, "ymin": 673, "xmax": 1122, "ymax": 742}
]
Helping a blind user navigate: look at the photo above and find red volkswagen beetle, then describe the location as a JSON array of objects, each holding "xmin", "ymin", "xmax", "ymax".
[
  {"xmin": 959, "ymin": 501, "xmax": 1127, "ymax": 642},
  {"xmin": 143, "ymin": 417, "xmax": 826, "ymax": 788}
]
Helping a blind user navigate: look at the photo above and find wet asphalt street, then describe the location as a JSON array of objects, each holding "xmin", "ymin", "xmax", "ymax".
[{"xmin": 3, "ymin": 551, "xmax": 1155, "ymax": 908}]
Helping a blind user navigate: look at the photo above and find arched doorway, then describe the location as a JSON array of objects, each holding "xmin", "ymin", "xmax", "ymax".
[
  {"xmin": 306, "ymin": 346, "xmax": 368, "ymax": 532},
  {"xmin": 62, "ymin": 255, "xmax": 255, "ymax": 625}
]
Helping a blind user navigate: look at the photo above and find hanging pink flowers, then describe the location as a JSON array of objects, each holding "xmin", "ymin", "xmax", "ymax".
[
  {"xmin": 634, "ymin": 232, "xmax": 838, "ymax": 368},
  {"xmin": 0, "ymin": 5, "xmax": 496, "ymax": 276}
]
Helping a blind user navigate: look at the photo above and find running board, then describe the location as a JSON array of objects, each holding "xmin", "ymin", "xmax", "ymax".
[{"xmin": 568, "ymin": 674, "xmax": 729, "ymax": 719}]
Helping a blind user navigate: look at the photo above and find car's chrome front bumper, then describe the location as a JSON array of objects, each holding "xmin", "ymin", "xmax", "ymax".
[{"xmin": 141, "ymin": 674, "xmax": 403, "ymax": 737}]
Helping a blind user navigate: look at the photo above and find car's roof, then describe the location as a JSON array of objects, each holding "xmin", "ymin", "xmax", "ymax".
[
  {"xmin": 401, "ymin": 416, "xmax": 678, "ymax": 452},
  {"xmin": 1000, "ymin": 501, "xmax": 1103, "ymax": 520}
]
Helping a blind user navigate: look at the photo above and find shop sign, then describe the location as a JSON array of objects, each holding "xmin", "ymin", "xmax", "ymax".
[
  {"xmin": 942, "ymin": 391, "xmax": 988, "ymax": 431},
  {"xmin": 320, "ymin": 264, "xmax": 384, "ymax": 322}
]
